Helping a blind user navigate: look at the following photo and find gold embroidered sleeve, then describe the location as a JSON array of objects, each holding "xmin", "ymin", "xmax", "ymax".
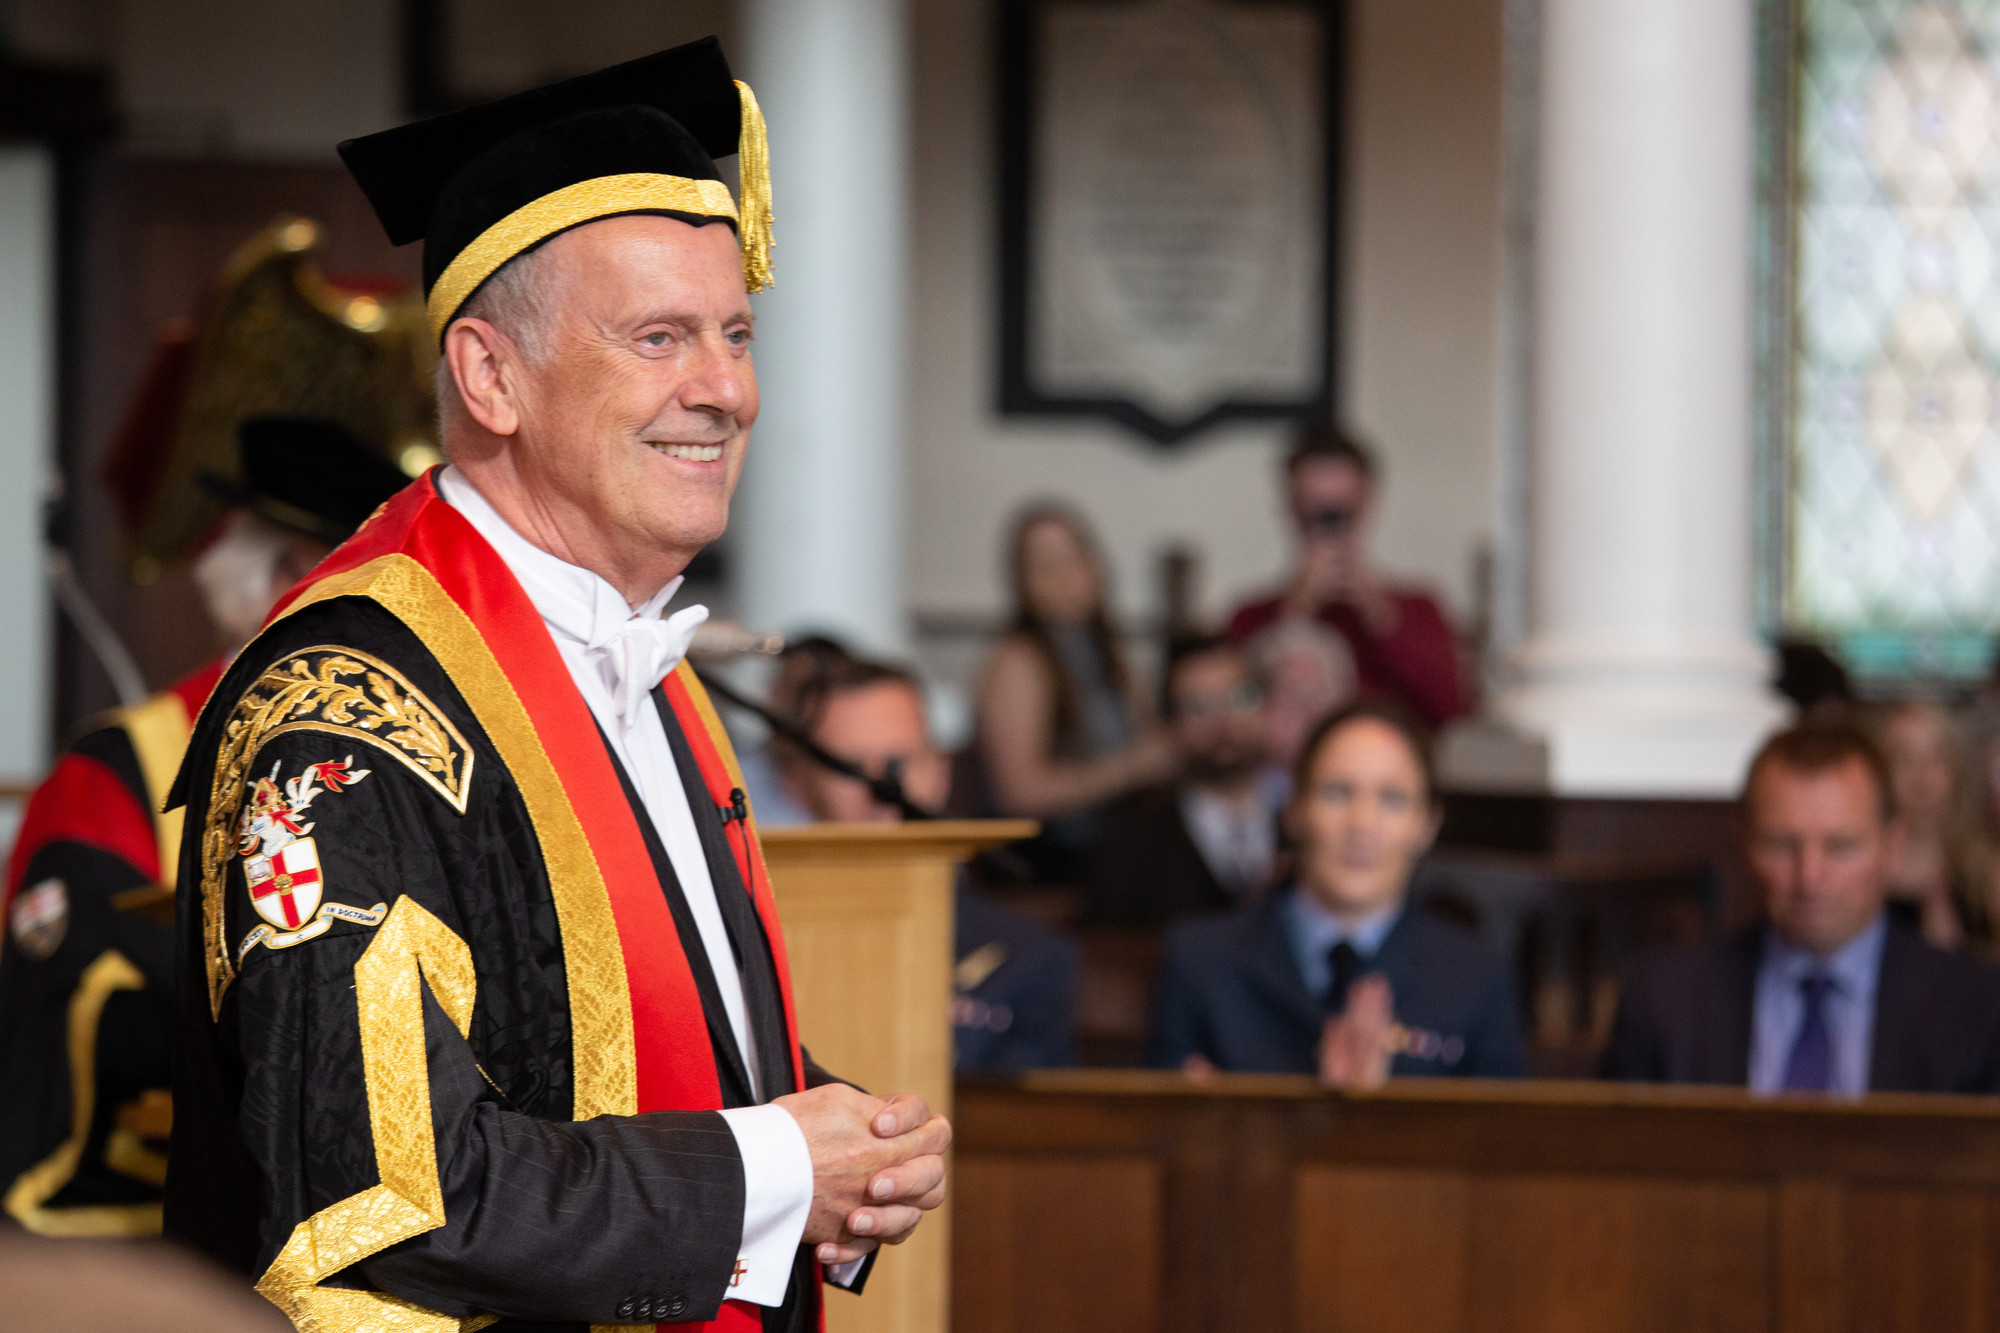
[
  {"xmin": 253, "ymin": 896, "xmax": 496, "ymax": 1333},
  {"xmin": 200, "ymin": 646, "xmax": 473, "ymax": 1018}
]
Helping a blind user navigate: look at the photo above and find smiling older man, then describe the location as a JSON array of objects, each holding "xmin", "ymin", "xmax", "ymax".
[{"xmin": 163, "ymin": 40, "xmax": 947, "ymax": 1333}]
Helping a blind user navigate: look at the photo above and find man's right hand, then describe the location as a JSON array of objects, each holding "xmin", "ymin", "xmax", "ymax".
[
  {"xmin": 1317, "ymin": 974, "xmax": 1395, "ymax": 1091},
  {"xmin": 773, "ymin": 1083, "xmax": 952, "ymax": 1261}
]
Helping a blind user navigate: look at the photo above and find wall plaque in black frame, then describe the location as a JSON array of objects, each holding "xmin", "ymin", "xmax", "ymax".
[{"xmin": 997, "ymin": 0, "xmax": 1342, "ymax": 445}]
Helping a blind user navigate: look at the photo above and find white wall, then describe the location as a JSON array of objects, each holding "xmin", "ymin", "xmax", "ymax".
[
  {"xmin": 904, "ymin": 0, "xmax": 1507, "ymax": 644},
  {"xmin": 0, "ymin": 148, "xmax": 55, "ymax": 795}
]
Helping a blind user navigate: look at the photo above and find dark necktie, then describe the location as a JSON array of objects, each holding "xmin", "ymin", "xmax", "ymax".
[
  {"xmin": 1326, "ymin": 941, "xmax": 1363, "ymax": 1015},
  {"xmin": 658, "ymin": 691, "xmax": 798, "ymax": 1103},
  {"xmin": 1781, "ymin": 973, "xmax": 1836, "ymax": 1092}
]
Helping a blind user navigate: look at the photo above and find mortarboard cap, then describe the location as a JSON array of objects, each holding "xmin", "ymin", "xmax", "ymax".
[{"xmin": 338, "ymin": 36, "xmax": 772, "ymax": 345}]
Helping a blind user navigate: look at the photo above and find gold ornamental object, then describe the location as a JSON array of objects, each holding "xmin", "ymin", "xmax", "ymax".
[{"xmin": 120, "ymin": 215, "xmax": 436, "ymax": 573}]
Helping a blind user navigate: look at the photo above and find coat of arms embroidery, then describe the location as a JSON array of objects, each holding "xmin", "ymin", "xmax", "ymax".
[
  {"xmin": 246, "ymin": 839, "xmax": 325, "ymax": 931},
  {"xmin": 237, "ymin": 757, "xmax": 386, "ymax": 959}
]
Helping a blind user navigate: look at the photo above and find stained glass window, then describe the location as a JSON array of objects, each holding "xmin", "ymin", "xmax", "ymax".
[{"xmin": 1773, "ymin": 0, "xmax": 2000, "ymax": 681}]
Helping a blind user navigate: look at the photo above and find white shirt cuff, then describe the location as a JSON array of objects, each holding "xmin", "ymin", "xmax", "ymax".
[
  {"xmin": 827, "ymin": 1256, "xmax": 867, "ymax": 1289},
  {"xmin": 718, "ymin": 1104, "xmax": 814, "ymax": 1307}
]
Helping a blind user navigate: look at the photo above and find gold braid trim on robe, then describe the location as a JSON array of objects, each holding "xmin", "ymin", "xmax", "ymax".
[
  {"xmin": 114, "ymin": 689, "xmax": 197, "ymax": 887},
  {"xmin": 253, "ymin": 897, "xmax": 498, "ymax": 1333},
  {"xmin": 2, "ymin": 951, "xmax": 160, "ymax": 1237}
]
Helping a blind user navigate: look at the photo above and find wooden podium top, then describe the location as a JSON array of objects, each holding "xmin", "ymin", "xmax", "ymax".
[{"xmin": 757, "ymin": 819, "xmax": 1037, "ymax": 864}]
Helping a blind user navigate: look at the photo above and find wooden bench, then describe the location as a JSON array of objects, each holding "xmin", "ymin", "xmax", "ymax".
[{"xmin": 953, "ymin": 1070, "xmax": 2000, "ymax": 1332}]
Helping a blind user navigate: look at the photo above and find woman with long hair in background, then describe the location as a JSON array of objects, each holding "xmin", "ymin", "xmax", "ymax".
[
  {"xmin": 975, "ymin": 503, "xmax": 1176, "ymax": 879},
  {"xmin": 1873, "ymin": 699, "xmax": 1995, "ymax": 950}
]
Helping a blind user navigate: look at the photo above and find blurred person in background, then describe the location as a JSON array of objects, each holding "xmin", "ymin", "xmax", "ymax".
[
  {"xmin": 1871, "ymin": 700, "xmax": 1994, "ymax": 950},
  {"xmin": 976, "ymin": 503, "xmax": 1175, "ymax": 880},
  {"xmin": 1972, "ymin": 719, "xmax": 2000, "ymax": 955},
  {"xmin": 0, "ymin": 418, "xmax": 408, "ymax": 1236},
  {"xmin": 1246, "ymin": 617, "xmax": 1357, "ymax": 808},
  {"xmin": 733, "ymin": 634, "xmax": 855, "ymax": 827},
  {"xmin": 1227, "ymin": 426, "xmax": 1467, "ymax": 729},
  {"xmin": 1088, "ymin": 635, "xmax": 1278, "ymax": 927},
  {"xmin": 1603, "ymin": 722, "xmax": 2000, "ymax": 1094},
  {"xmin": 1151, "ymin": 700, "xmax": 1525, "ymax": 1088},
  {"xmin": 775, "ymin": 652, "xmax": 1076, "ymax": 1072}
]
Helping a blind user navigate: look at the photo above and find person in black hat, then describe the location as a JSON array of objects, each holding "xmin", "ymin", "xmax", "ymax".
[
  {"xmin": 163, "ymin": 38, "xmax": 947, "ymax": 1333},
  {"xmin": 0, "ymin": 416, "xmax": 408, "ymax": 1241},
  {"xmin": 190, "ymin": 417, "xmax": 414, "ymax": 644}
]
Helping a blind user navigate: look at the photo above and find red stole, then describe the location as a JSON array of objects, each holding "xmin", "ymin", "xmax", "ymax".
[{"xmin": 274, "ymin": 474, "xmax": 808, "ymax": 1331}]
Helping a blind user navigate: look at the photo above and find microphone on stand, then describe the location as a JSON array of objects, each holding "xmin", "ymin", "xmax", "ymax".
[{"xmin": 688, "ymin": 619, "xmax": 786, "ymax": 661}]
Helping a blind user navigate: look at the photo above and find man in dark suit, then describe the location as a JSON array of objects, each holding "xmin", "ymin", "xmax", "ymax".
[
  {"xmin": 773, "ymin": 653, "xmax": 1077, "ymax": 1072},
  {"xmin": 1089, "ymin": 635, "xmax": 1278, "ymax": 926},
  {"xmin": 1604, "ymin": 721, "xmax": 2000, "ymax": 1094},
  {"xmin": 1151, "ymin": 700, "xmax": 1525, "ymax": 1084}
]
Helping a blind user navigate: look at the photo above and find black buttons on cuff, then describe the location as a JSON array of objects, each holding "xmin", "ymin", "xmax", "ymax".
[{"xmin": 615, "ymin": 1291, "xmax": 686, "ymax": 1322}]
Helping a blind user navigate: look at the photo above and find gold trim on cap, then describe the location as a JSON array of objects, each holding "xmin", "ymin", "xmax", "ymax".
[{"xmin": 426, "ymin": 173, "xmax": 739, "ymax": 342}]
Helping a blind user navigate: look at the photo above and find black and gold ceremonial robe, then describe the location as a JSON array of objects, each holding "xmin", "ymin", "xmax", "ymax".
[
  {"xmin": 0, "ymin": 660, "xmax": 220, "ymax": 1236},
  {"xmin": 166, "ymin": 475, "xmax": 825, "ymax": 1332}
]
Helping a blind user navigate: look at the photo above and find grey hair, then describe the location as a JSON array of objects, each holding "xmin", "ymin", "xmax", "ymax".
[{"xmin": 432, "ymin": 245, "xmax": 562, "ymax": 424}]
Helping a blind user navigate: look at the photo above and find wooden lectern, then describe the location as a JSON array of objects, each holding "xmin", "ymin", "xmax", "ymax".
[{"xmin": 760, "ymin": 820, "xmax": 1035, "ymax": 1333}]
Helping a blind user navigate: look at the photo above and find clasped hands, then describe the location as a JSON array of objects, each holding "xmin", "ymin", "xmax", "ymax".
[
  {"xmin": 1179, "ymin": 976, "xmax": 1400, "ymax": 1092},
  {"xmin": 1316, "ymin": 974, "xmax": 1396, "ymax": 1091},
  {"xmin": 774, "ymin": 1084, "xmax": 951, "ymax": 1265}
]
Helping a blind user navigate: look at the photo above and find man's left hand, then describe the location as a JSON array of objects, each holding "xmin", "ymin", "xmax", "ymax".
[{"xmin": 816, "ymin": 1092, "xmax": 951, "ymax": 1265}]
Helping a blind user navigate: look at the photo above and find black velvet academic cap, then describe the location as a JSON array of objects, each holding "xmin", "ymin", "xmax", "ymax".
[
  {"xmin": 201, "ymin": 417, "xmax": 412, "ymax": 547},
  {"xmin": 337, "ymin": 37, "xmax": 768, "ymax": 340}
]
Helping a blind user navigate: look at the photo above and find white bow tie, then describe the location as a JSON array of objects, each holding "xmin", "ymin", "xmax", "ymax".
[{"xmin": 600, "ymin": 603, "xmax": 710, "ymax": 732}]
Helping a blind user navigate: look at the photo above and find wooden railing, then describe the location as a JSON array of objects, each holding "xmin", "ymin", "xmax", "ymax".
[{"xmin": 953, "ymin": 1070, "xmax": 2000, "ymax": 1332}]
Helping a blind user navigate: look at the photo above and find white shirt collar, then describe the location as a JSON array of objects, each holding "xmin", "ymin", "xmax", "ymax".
[
  {"xmin": 1286, "ymin": 886, "xmax": 1403, "ymax": 958},
  {"xmin": 436, "ymin": 465, "xmax": 683, "ymax": 646}
]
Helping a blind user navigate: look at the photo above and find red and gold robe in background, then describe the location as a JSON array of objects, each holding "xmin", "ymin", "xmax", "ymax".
[{"xmin": 0, "ymin": 660, "xmax": 221, "ymax": 1235}]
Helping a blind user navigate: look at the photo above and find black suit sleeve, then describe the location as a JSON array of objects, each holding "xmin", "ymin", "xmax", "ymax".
[
  {"xmin": 358, "ymin": 982, "xmax": 744, "ymax": 1320},
  {"xmin": 1459, "ymin": 956, "xmax": 1528, "ymax": 1078},
  {"xmin": 1600, "ymin": 957, "xmax": 1669, "ymax": 1082},
  {"xmin": 1148, "ymin": 929, "xmax": 1207, "ymax": 1069}
]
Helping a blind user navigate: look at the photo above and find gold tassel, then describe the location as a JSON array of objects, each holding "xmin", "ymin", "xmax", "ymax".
[{"xmin": 735, "ymin": 79, "xmax": 775, "ymax": 293}]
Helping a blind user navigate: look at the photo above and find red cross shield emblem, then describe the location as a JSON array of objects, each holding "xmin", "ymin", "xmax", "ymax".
[{"xmin": 245, "ymin": 837, "xmax": 325, "ymax": 931}]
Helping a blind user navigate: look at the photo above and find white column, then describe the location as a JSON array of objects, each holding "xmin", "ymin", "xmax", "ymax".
[
  {"xmin": 0, "ymin": 148, "xmax": 55, "ymax": 859},
  {"xmin": 733, "ymin": 0, "xmax": 910, "ymax": 654},
  {"xmin": 1444, "ymin": 0, "xmax": 1786, "ymax": 797}
]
